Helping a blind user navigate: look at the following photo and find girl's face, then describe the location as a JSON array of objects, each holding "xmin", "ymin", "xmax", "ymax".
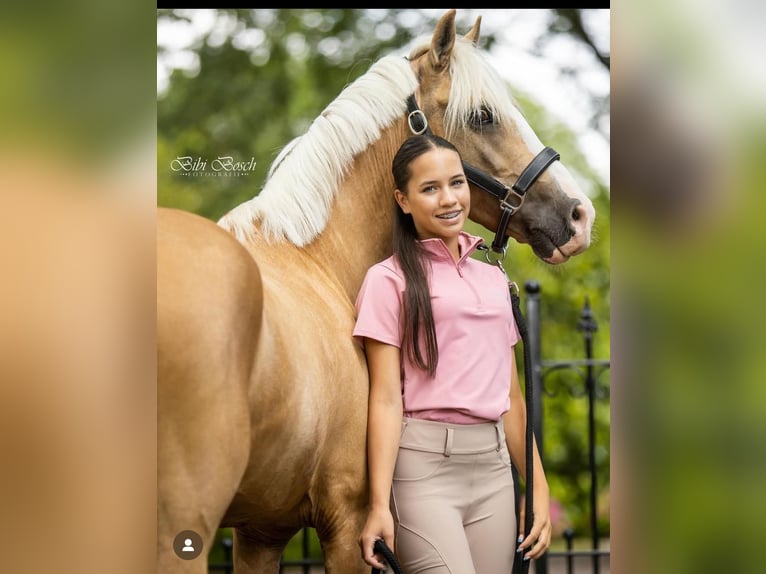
[{"xmin": 394, "ymin": 147, "xmax": 470, "ymax": 245}]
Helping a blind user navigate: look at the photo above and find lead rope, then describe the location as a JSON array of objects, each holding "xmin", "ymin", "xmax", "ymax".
[
  {"xmin": 510, "ymin": 278, "xmax": 534, "ymax": 574},
  {"xmin": 478, "ymin": 244, "xmax": 534, "ymax": 574},
  {"xmin": 371, "ymin": 539, "xmax": 404, "ymax": 574}
]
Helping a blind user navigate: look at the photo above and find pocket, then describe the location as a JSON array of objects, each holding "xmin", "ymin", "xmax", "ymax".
[{"xmin": 393, "ymin": 447, "xmax": 447, "ymax": 482}]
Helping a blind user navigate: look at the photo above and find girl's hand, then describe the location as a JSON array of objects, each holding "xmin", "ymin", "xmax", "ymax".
[
  {"xmin": 358, "ymin": 506, "xmax": 395, "ymax": 569},
  {"xmin": 517, "ymin": 486, "xmax": 551, "ymax": 561}
]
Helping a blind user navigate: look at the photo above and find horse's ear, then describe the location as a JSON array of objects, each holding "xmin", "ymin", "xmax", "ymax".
[
  {"xmin": 464, "ymin": 15, "xmax": 482, "ymax": 46},
  {"xmin": 429, "ymin": 9, "xmax": 457, "ymax": 72}
]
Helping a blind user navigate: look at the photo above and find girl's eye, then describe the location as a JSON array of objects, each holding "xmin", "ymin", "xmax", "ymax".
[{"xmin": 452, "ymin": 179, "xmax": 465, "ymax": 186}]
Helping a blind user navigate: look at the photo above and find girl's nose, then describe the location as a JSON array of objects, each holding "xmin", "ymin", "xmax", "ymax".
[{"xmin": 440, "ymin": 187, "xmax": 458, "ymax": 205}]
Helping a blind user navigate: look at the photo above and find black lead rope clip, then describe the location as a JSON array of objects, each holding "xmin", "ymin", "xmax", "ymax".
[{"xmin": 478, "ymin": 243, "xmax": 514, "ymax": 294}]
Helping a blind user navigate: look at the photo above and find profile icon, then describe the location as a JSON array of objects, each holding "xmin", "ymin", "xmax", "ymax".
[{"xmin": 173, "ymin": 530, "xmax": 203, "ymax": 560}]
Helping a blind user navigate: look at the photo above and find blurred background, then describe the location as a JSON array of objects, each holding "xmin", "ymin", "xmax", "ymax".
[
  {"xmin": 0, "ymin": 2, "xmax": 155, "ymax": 574},
  {"xmin": 610, "ymin": 1, "xmax": 766, "ymax": 573}
]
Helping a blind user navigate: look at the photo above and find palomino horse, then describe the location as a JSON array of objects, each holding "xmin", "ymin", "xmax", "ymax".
[{"xmin": 157, "ymin": 9, "xmax": 595, "ymax": 573}]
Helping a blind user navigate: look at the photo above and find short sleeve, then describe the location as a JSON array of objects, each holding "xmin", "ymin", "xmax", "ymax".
[{"xmin": 353, "ymin": 263, "xmax": 404, "ymax": 348}]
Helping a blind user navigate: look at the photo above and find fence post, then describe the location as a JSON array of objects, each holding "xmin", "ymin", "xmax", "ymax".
[
  {"xmin": 222, "ymin": 536, "xmax": 233, "ymax": 574},
  {"xmin": 578, "ymin": 297, "xmax": 600, "ymax": 574},
  {"xmin": 564, "ymin": 528, "xmax": 575, "ymax": 574},
  {"xmin": 303, "ymin": 527, "xmax": 311, "ymax": 574},
  {"xmin": 523, "ymin": 280, "xmax": 546, "ymax": 574}
]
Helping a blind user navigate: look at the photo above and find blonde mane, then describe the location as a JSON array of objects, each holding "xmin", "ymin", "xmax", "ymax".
[
  {"xmin": 218, "ymin": 36, "xmax": 516, "ymax": 246},
  {"xmin": 218, "ymin": 55, "xmax": 418, "ymax": 245}
]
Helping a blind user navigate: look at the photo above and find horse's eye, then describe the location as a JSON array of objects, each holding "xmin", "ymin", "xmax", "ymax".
[{"xmin": 469, "ymin": 107, "xmax": 494, "ymax": 127}]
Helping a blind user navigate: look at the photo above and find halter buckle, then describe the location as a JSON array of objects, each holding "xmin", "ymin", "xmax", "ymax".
[
  {"xmin": 407, "ymin": 110, "xmax": 429, "ymax": 135},
  {"xmin": 500, "ymin": 186, "xmax": 525, "ymax": 214}
]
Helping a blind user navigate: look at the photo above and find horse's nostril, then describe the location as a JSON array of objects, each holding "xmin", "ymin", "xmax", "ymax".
[{"xmin": 572, "ymin": 206, "xmax": 581, "ymax": 221}]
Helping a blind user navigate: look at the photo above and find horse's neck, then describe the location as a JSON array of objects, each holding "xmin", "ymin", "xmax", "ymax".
[{"xmin": 305, "ymin": 124, "xmax": 408, "ymax": 302}]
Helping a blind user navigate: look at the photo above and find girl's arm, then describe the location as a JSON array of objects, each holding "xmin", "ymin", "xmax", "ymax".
[{"xmin": 358, "ymin": 338, "xmax": 404, "ymax": 569}]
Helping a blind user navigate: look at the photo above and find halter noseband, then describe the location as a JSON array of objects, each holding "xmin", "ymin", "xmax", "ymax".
[{"xmin": 404, "ymin": 95, "xmax": 560, "ymax": 257}]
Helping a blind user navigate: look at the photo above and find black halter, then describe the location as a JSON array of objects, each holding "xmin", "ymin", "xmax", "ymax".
[{"xmin": 405, "ymin": 95, "xmax": 560, "ymax": 256}]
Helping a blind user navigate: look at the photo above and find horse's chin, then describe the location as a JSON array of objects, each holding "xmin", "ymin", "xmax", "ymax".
[
  {"xmin": 502, "ymin": 229, "xmax": 567, "ymax": 264},
  {"xmin": 527, "ymin": 232, "xmax": 570, "ymax": 265},
  {"xmin": 543, "ymin": 251, "xmax": 570, "ymax": 265}
]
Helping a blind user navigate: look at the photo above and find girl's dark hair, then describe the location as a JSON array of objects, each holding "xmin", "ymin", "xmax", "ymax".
[{"xmin": 391, "ymin": 134, "xmax": 463, "ymax": 378}]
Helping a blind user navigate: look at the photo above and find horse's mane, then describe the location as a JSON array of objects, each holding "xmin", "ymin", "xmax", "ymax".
[{"xmin": 218, "ymin": 36, "xmax": 516, "ymax": 246}]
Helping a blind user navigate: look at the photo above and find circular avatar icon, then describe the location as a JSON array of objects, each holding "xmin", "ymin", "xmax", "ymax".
[{"xmin": 173, "ymin": 530, "xmax": 203, "ymax": 560}]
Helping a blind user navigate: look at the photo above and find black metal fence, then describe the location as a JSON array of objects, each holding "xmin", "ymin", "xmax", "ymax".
[
  {"xmin": 209, "ymin": 280, "xmax": 610, "ymax": 574},
  {"xmin": 523, "ymin": 280, "xmax": 610, "ymax": 574}
]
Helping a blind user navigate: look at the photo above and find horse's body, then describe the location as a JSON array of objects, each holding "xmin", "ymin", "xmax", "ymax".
[{"xmin": 157, "ymin": 11, "xmax": 595, "ymax": 573}]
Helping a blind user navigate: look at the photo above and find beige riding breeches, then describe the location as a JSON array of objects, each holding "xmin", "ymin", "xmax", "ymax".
[{"xmin": 390, "ymin": 417, "xmax": 517, "ymax": 574}]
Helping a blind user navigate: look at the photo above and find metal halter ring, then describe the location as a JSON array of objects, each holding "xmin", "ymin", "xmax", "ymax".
[
  {"xmin": 483, "ymin": 245, "xmax": 507, "ymax": 266},
  {"xmin": 484, "ymin": 246, "xmax": 511, "ymax": 280},
  {"xmin": 407, "ymin": 110, "xmax": 429, "ymax": 135}
]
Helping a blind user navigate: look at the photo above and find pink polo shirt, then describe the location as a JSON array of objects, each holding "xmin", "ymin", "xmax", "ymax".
[{"xmin": 353, "ymin": 231, "xmax": 520, "ymax": 424}]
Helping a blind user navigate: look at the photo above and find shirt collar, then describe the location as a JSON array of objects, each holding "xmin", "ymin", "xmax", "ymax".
[{"xmin": 418, "ymin": 231, "xmax": 485, "ymax": 265}]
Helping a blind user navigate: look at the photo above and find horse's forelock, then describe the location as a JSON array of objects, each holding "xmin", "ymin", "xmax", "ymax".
[{"xmin": 443, "ymin": 38, "xmax": 517, "ymax": 139}]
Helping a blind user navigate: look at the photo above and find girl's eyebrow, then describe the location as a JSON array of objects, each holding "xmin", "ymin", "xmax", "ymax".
[{"xmin": 417, "ymin": 173, "xmax": 465, "ymax": 186}]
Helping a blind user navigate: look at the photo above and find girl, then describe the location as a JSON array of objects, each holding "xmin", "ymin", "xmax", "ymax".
[{"xmin": 354, "ymin": 134, "xmax": 551, "ymax": 573}]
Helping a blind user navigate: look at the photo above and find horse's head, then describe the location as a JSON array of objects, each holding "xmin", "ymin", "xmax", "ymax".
[{"xmin": 408, "ymin": 10, "xmax": 595, "ymax": 264}]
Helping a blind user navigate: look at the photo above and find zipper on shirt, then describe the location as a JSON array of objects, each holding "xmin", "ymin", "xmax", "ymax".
[{"xmin": 456, "ymin": 260, "xmax": 483, "ymax": 308}]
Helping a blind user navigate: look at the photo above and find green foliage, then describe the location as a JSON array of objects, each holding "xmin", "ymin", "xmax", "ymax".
[
  {"xmin": 207, "ymin": 528, "xmax": 233, "ymax": 565},
  {"xmin": 160, "ymin": 8, "xmax": 610, "ymax": 543},
  {"xmin": 208, "ymin": 527, "xmax": 323, "ymax": 567}
]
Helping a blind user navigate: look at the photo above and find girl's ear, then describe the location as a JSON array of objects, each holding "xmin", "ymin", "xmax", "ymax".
[{"xmin": 394, "ymin": 189, "xmax": 411, "ymax": 214}]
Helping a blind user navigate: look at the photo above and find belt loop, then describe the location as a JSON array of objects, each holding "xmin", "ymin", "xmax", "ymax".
[
  {"xmin": 400, "ymin": 418, "xmax": 409, "ymax": 439},
  {"xmin": 495, "ymin": 421, "xmax": 504, "ymax": 451},
  {"xmin": 444, "ymin": 428, "xmax": 454, "ymax": 457}
]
